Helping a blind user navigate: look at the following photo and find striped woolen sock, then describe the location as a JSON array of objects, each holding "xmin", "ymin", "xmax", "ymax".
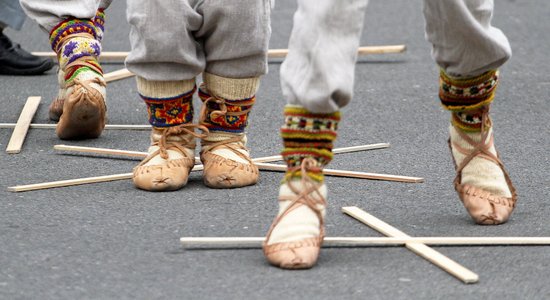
[
  {"xmin": 280, "ymin": 105, "xmax": 340, "ymax": 182},
  {"xmin": 440, "ymin": 69, "xmax": 498, "ymax": 132},
  {"xmin": 440, "ymin": 69, "xmax": 511, "ymax": 198},
  {"xmin": 265, "ymin": 105, "xmax": 340, "ymax": 247}
]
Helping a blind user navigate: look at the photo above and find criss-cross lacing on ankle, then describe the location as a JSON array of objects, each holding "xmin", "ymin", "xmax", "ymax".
[
  {"xmin": 263, "ymin": 158, "xmax": 326, "ymax": 269},
  {"xmin": 199, "ymin": 95, "xmax": 258, "ymax": 188},
  {"xmin": 450, "ymin": 107, "xmax": 517, "ymax": 225},
  {"xmin": 133, "ymin": 123, "xmax": 209, "ymax": 191}
]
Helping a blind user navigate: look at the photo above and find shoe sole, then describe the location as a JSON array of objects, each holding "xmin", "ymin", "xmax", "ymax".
[{"xmin": 56, "ymin": 98, "xmax": 105, "ymax": 140}]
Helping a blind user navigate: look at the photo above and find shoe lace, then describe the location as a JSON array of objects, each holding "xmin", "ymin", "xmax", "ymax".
[
  {"xmin": 451, "ymin": 106, "xmax": 517, "ymax": 199},
  {"xmin": 264, "ymin": 157, "xmax": 326, "ymax": 244},
  {"xmin": 198, "ymin": 94, "xmax": 255, "ymax": 164},
  {"xmin": 157, "ymin": 124, "xmax": 209, "ymax": 160}
]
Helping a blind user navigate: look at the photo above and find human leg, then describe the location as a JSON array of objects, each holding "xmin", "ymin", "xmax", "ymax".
[
  {"xmin": 424, "ymin": 0, "xmax": 515, "ymax": 224},
  {"xmin": 20, "ymin": 0, "xmax": 113, "ymax": 139},
  {"xmin": 127, "ymin": 0, "xmax": 208, "ymax": 191},
  {"xmin": 263, "ymin": 0, "xmax": 368, "ymax": 269},
  {"xmin": 195, "ymin": 0, "xmax": 270, "ymax": 188}
]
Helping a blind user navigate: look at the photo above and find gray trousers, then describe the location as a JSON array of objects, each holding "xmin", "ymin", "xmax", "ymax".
[
  {"xmin": 282, "ymin": 0, "xmax": 512, "ymax": 113},
  {"xmin": 0, "ymin": 0, "xmax": 26, "ymax": 30},
  {"xmin": 19, "ymin": 0, "xmax": 112, "ymax": 31},
  {"xmin": 125, "ymin": 0, "xmax": 271, "ymax": 81}
]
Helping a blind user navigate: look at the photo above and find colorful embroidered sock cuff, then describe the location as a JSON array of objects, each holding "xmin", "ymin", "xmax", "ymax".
[
  {"xmin": 140, "ymin": 87, "xmax": 196, "ymax": 127},
  {"xmin": 451, "ymin": 109, "xmax": 493, "ymax": 132},
  {"xmin": 198, "ymin": 86, "xmax": 255, "ymax": 133},
  {"xmin": 93, "ymin": 9, "xmax": 106, "ymax": 42},
  {"xmin": 280, "ymin": 105, "xmax": 340, "ymax": 182},
  {"xmin": 50, "ymin": 18, "xmax": 97, "ymax": 52},
  {"xmin": 439, "ymin": 69, "xmax": 498, "ymax": 112}
]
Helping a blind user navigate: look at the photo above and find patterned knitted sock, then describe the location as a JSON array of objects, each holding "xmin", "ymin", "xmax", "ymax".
[
  {"xmin": 51, "ymin": 10, "xmax": 106, "ymax": 122},
  {"xmin": 199, "ymin": 73, "xmax": 259, "ymax": 164},
  {"xmin": 266, "ymin": 105, "xmax": 340, "ymax": 245},
  {"xmin": 50, "ymin": 18, "xmax": 105, "ymax": 102},
  {"xmin": 440, "ymin": 69, "xmax": 511, "ymax": 198},
  {"xmin": 138, "ymin": 77, "xmax": 196, "ymax": 167}
]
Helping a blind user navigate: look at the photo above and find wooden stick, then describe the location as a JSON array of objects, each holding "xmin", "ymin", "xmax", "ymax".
[
  {"xmin": 104, "ymin": 68, "xmax": 134, "ymax": 83},
  {"xmin": 342, "ymin": 206, "xmax": 479, "ymax": 284},
  {"xmin": 53, "ymin": 144, "xmax": 420, "ymax": 182},
  {"xmin": 252, "ymin": 143, "xmax": 391, "ymax": 163},
  {"xmin": 32, "ymin": 45, "xmax": 407, "ymax": 62},
  {"xmin": 8, "ymin": 142, "xmax": 410, "ymax": 192},
  {"xmin": 53, "ymin": 144, "xmax": 201, "ymax": 163},
  {"xmin": 0, "ymin": 123, "xmax": 151, "ymax": 130},
  {"xmin": 7, "ymin": 163, "xmax": 207, "ymax": 193},
  {"xmin": 6, "ymin": 97, "xmax": 41, "ymax": 154},
  {"xmin": 52, "ymin": 143, "xmax": 391, "ymax": 162},
  {"xmin": 180, "ymin": 236, "xmax": 550, "ymax": 248},
  {"xmin": 91, "ymin": 45, "xmax": 408, "ymax": 82},
  {"xmin": 256, "ymin": 163, "xmax": 423, "ymax": 183},
  {"xmin": 7, "ymin": 172, "xmax": 134, "ymax": 192}
]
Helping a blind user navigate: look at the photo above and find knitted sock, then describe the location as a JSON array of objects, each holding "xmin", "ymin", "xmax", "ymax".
[
  {"xmin": 440, "ymin": 69, "xmax": 511, "ymax": 198},
  {"xmin": 267, "ymin": 105, "xmax": 340, "ymax": 245},
  {"xmin": 50, "ymin": 18, "xmax": 105, "ymax": 102},
  {"xmin": 93, "ymin": 9, "xmax": 106, "ymax": 42},
  {"xmin": 54, "ymin": 9, "xmax": 105, "ymax": 94},
  {"xmin": 138, "ymin": 77, "xmax": 196, "ymax": 166},
  {"xmin": 199, "ymin": 73, "xmax": 259, "ymax": 164}
]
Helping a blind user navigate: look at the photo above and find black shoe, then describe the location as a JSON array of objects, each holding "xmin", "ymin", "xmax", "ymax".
[{"xmin": 0, "ymin": 32, "xmax": 55, "ymax": 75}]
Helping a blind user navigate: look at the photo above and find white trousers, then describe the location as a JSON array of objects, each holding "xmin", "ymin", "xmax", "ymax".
[
  {"xmin": 281, "ymin": 0, "xmax": 512, "ymax": 113},
  {"xmin": 19, "ymin": 0, "xmax": 112, "ymax": 31}
]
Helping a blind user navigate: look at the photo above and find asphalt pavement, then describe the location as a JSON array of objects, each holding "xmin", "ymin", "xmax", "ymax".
[{"xmin": 1, "ymin": 0, "xmax": 549, "ymax": 299}]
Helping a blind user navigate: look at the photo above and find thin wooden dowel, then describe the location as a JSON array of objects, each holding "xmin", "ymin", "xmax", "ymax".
[
  {"xmin": 52, "ymin": 143, "xmax": 390, "ymax": 162},
  {"xmin": 342, "ymin": 206, "xmax": 479, "ymax": 284},
  {"xmin": 252, "ymin": 143, "xmax": 391, "ymax": 163},
  {"xmin": 180, "ymin": 236, "xmax": 550, "ymax": 248},
  {"xmin": 8, "ymin": 162, "xmax": 419, "ymax": 192},
  {"xmin": 98, "ymin": 46, "xmax": 408, "ymax": 82},
  {"xmin": 0, "ymin": 123, "xmax": 152, "ymax": 130},
  {"xmin": 6, "ymin": 97, "xmax": 41, "ymax": 154},
  {"xmin": 256, "ymin": 163, "xmax": 423, "ymax": 183},
  {"xmin": 104, "ymin": 68, "xmax": 134, "ymax": 83},
  {"xmin": 7, "ymin": 163, "xmax": 207, "ymax": 193},
  {"xmin": 53, "ymin": 144, "xmax": 201, "ymax": 164},
  {"xmin": 8, "ymin": 142, "xmax": 409, "ymax": 192},
  {"xmin": 7, "ymin": 172, "xmax": 134, "ymax": 192},
  {"xmin": 32, "ymin": 45, "xmax": 406, "ymax": 62}
]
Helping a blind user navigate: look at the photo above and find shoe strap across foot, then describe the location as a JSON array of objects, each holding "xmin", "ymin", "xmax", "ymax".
[
  {"xmin": 199, "ymin": 94, "xmax": 255, "ymax": 163},
  {"xmin": 198, "ymin": 86, "xmax": 255, "ymax": 122},
  {"xmin": 200, "ymin": 135, "xmax": 253, "ymax": 165},
  {"xmin": 264, "ymin": 158, "xmax": 326, "ymax": 249},
  {"xmin": 450, "ymin": 107, "xmax": 517, "ymax": 206},
  {"xmin": 137, "ymin": 123, "xmax": 209, "ymax": 167}
]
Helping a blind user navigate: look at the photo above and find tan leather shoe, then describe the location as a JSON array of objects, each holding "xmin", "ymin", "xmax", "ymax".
[
  {"xmin": 133, "ymin": 124, "xmax": 208, "ymax": 192},
  {"xmin": 263, "ymin": 158, "xmax": 326, "ymax": 269},
  {"xmin": 49, "ymin": 97, "xmax": 64, "ymax": 121},
  {"xmin": 200, "ymin": 135, "xmax": 259, "ymax": 188},
  {"xmin": 50, "ymin": 69, "xmax": 67, "ymax": 121},
  {"xmin": 450, "ymin": 110, "xmax": 517, "ymax": 225},
  {"xmin": 56, "ymin": 77, "xmax": 106, "ymax": 140}
]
